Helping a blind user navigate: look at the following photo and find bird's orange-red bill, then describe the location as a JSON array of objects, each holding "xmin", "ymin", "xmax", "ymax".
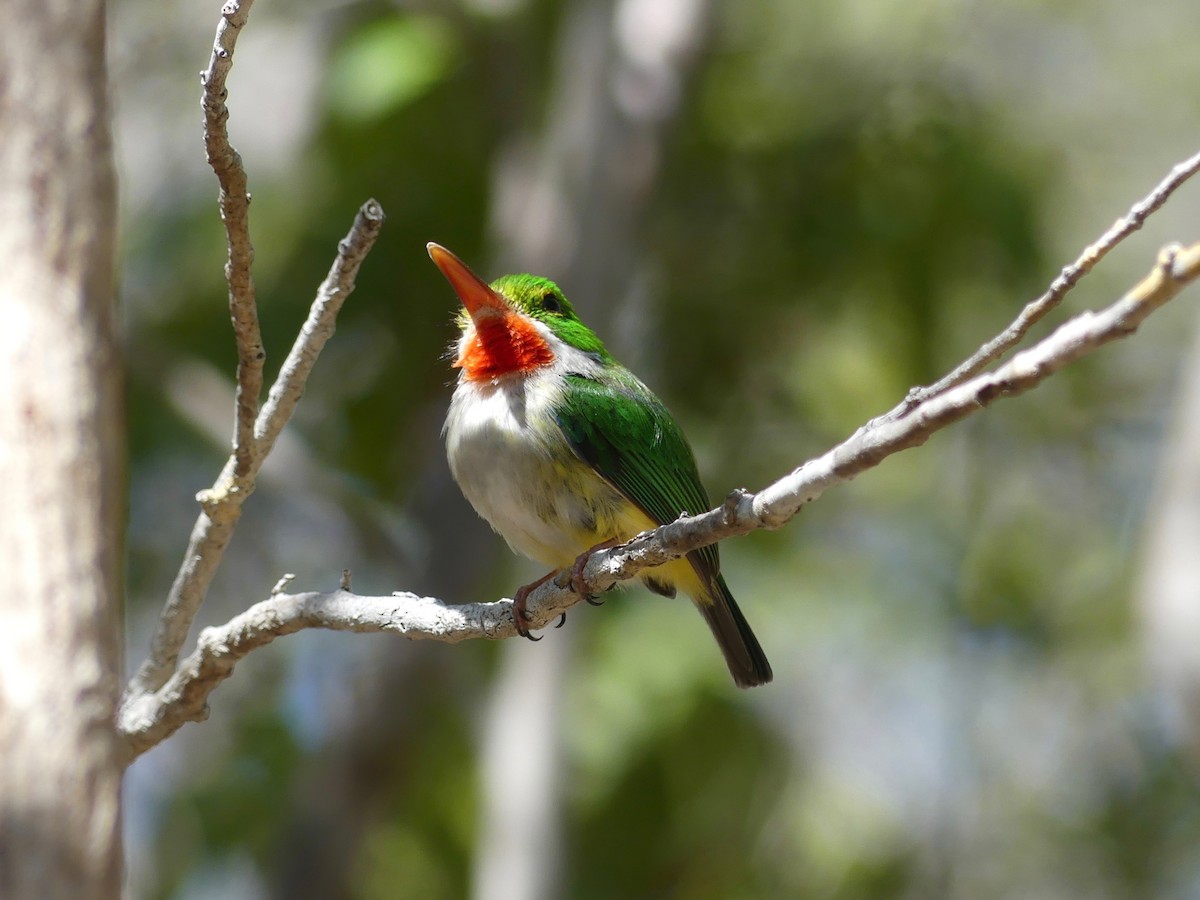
[
  {"xmin": 427, "ymin": 243, "xmax": 508, "ymax": 318},
  {"xmin": 427, "ymin": 242, "xmax": 555, "ymax": 380}
]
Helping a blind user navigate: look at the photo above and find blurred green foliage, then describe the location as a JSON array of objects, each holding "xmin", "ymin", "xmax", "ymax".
[
  {"xmin": 327, "ymin": 15, "xmax": 459, "ymax": 122},
  {"xmin": 118, "ymin": 0, "xmax": 1200, "ymax": 898}
]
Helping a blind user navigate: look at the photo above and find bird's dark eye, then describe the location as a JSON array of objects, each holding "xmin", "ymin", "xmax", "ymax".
[{"xmin": 541, "ymin": 292, "xmax": 562, "ymax": 313}]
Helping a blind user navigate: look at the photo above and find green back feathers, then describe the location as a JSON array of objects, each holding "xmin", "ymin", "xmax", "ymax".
[
  {"xmin": 488, "ymin": 271, "xmax": 718, "ymax": 576},
  {"xmin": 553, "ymin": 372, "xmax": 720, "ymax": 578}
]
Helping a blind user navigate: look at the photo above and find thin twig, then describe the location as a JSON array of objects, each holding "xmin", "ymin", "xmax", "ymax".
[
  {"xmin": 118, "ymin": 239, "xmax": 1200, "ymax": 755},
  {"xmin": 128, "ymin": 0, "xmax": 267, "ymax": 698},
  {"xmin": 870, "ymin": 148, "xmax": 1200, "ymax": 430},
  {"xmin": 201, "ymin": 0, "xmax": 263, "ymax": 479},
  {"xmin": 126, "ymin": 200, "xmax": 385, "ymax": 697},
  {"xmin": 255, "ymin": 200, "xmax": 386, "ymax": 455}
]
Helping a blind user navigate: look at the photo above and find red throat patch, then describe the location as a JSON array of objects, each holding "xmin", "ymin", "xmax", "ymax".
[{"xmin": 455, "ymin": 312, "xmax": 555, "ymax": 381}]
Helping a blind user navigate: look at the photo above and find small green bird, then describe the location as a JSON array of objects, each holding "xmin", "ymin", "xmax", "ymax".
[{"xmin": 429, "ymin": 243, "xmax": 772, "ymax": 688}]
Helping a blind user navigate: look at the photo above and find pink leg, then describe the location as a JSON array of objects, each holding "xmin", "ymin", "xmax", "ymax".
[
  {"xmin": 570, "ymin": 537, "xmax": 621, "ymax": 598},
  {"xmin": 511, "ymin": 568, "xmax": 559, "ymax": 640}
]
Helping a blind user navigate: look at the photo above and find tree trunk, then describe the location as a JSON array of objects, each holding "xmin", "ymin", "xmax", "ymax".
[{"xmin": 0, "ymin": 0, "xmax": 124, "ymax": 896}]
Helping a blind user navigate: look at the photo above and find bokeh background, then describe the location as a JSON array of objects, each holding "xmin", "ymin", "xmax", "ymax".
[{"xmin": 113, "ymin": 0, "xmax": 1200, "ymax": 897}]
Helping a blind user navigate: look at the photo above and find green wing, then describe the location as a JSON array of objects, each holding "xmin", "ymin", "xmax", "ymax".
[{"xmin": 554, "ymin": 372, "xmax": 719, "ymax": 576}]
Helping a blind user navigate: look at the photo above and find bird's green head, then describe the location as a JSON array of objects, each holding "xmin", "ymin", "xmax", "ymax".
[{"xmin": 428, "ymin": 242, "xmax": 612, "ymax": 381}]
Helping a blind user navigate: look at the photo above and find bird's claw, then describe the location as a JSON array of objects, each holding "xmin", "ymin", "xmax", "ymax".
[
  {"xmin": 511, "ymin": 568, "xmax": 560, "ymax": 641},
  {"xmin": 509, "ymin": 547, "xmax": 617, "ymax": 639},
  {"xmin": 512, "ymin": 583, "xmax": 539, "ymax": 640},
  {"xmin": 570, "ymin": 538, "xmax": 620, "ymax": 597}
]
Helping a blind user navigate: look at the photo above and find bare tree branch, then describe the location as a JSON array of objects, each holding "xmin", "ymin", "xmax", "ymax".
[
  {"xmin": 120, "ymin": 590, "xmax": 477, "ymax": 755},
  {"xmin": 126, "ymin": 199, "xmax": 384, "ymax": 697},
  {"xmin": 118, "ymin": 236, "xmax": 1200, "ymax": 755},
  {"xmin": 254, "ymin": 201, "xmax": 386, "ymax": 455},
  {"xmin": 126, "ymin": 0, "xmax": 267, "ymax": 698},
  {"xmin": 202, "ymin": 0, "xmax": 262, "ymax": 478},
  {"xmin": 872, "ymin": 148, "xmax": 1200, "ymax": 429}
]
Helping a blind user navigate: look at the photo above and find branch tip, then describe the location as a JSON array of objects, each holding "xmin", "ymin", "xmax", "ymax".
[
  {"xmin": 270, "ymin": 573, "xmax": 295, "ymax": 596},
  {"xmin": 1160, "ymin": 242, "xmax": 1183, "ymax": 275}
]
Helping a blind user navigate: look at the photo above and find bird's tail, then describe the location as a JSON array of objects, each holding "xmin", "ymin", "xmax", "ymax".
[{"xmin": 696, "ymin": 575, "xmax": 773, "ymax": 689}]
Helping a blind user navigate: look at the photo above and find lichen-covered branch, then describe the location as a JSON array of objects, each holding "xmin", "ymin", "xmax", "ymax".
[{"xmin": 118, "ymin": 238, "xmax": 1200, "ymax": 756}]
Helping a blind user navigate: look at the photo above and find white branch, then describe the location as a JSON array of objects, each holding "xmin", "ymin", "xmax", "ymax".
[
  {"xmin": 126, "ymin": 198, "xmax": 385, "ymax": 697},
  {"xmin": 118, "ymin": 237, "xmax": 1200, "ymax": 756},
  {"xmin": 202, "ymin": 0, "xmax": 262, "ymax": 479},
  {"xmin": 871, "ymin": 147, "xmax": 1200, "ymax": 428},
  {"xmin": 120, "ymin": 590, "xmax": 498, "ymax": 755},
  {"xmin": 125, "ymin": 0, "xmax": 386, "ymax": 730}
]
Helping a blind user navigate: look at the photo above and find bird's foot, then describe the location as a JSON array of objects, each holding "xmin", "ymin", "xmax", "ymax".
[
  {"xmin": 570, "ymin": 538, "xmax": 621, "ymax": 601},
  {"xmin": 512, "ymin": 569, "xmax": 560, "ymax": 641}
]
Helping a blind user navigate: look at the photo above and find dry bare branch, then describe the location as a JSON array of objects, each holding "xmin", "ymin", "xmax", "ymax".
[
  {"xmin": 255, "ymin": 201, "xmax": 386, "ymax": 455},
  {"xmin": 201, "ymin": 0, "xmax": 263, "ymax": 478},
  {"xmin": 127, "ymin": 199, "xmax": 384, "ymax": 697},
  {"xmin": 871, "ymin": 148, "xmax": 1200, "ymax": 429},
  {"xmin": 118, "ymin": 237, "xmax": 1200, "ymax": 755}
]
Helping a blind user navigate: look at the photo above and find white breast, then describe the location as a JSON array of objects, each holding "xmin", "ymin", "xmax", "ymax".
[{"xmin": 444, "ymin": 369, "xmax": 628, "ymax": 568}]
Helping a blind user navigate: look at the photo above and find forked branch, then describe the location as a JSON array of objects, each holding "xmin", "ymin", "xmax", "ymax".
[
  {"xmin": 119, "ymin": 235, "xmax": 1200, "ymax": 756},
  {"xmin": 123, "ymin": 0, "xmax": 386, "ymax": 706},
  {"xmin": 120, "ymin": 0, "xmax": 1200, "ymax": 763}
]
